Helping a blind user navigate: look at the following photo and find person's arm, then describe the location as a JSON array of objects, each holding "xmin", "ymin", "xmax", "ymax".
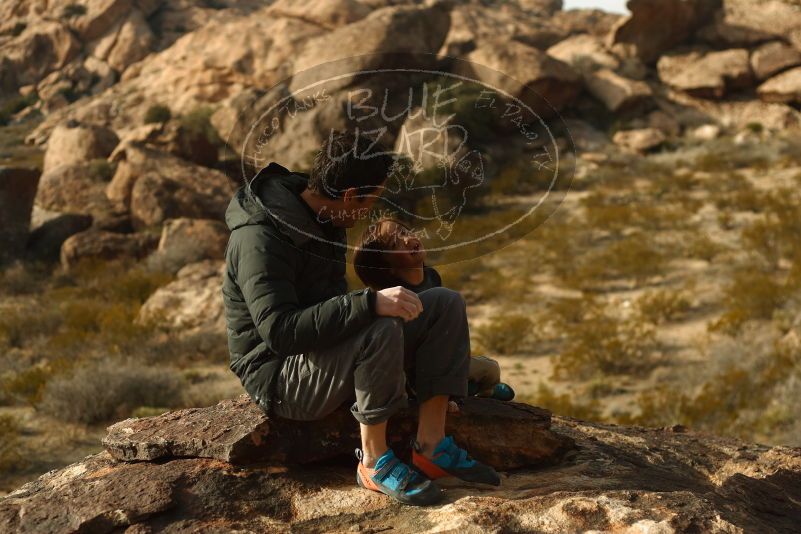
[{"xmin": 233, "ymin": 226, "xmax": 375, "ymax": 357}]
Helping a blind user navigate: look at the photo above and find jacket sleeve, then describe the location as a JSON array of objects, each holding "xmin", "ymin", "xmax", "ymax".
[
  {"xmin": 428, "ymin": 266, "xmax": 442, "ymax": 288},
  {"xmin": 234, "ymin": 227, "xmax": 375, "ymax": 357}
]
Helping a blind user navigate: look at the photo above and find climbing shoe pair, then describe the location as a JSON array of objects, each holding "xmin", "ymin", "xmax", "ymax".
[
  {"xmin": 467, "ymin": 380, "xmax": 516, "ymax": 401},
  {"xmin": 355, "ymin": 436, "xmax": 501, "ymax": 506}
]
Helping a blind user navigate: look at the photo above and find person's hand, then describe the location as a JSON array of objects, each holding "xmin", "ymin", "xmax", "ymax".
[
  {"xmin": 375, "ymin": 286, "xmax": 423, "ymax": 321},
  {"xmin": 447, "ymin": 400, "xmax": 460, "ymax": 414}
]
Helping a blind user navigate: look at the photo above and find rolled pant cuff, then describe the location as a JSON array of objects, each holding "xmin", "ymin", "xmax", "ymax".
[
  {"xmin": 350, "ymin": 394, "xmax": 409, "ymax": 426},
  {"xmin": 414, "ymin": 376, "xmax": 468, "ymax": 405}
]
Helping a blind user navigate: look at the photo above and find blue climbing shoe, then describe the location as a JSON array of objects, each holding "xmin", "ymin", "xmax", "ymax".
[
  {"xmin": 355, "ymin": 448, "xmax": 443, "ymax": 506},
  {"xmin": 490, "ymin": 382, "xmax": 515, "ymax": 401},
  {"xmin": 412, "ymin": 435, "xmax": 500, "ymax": 486}
]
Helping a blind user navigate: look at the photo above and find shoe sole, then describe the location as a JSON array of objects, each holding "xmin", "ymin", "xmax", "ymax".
[{"xmin": 355, "ymin": 470, "xmax": 443, "ymax": 506}]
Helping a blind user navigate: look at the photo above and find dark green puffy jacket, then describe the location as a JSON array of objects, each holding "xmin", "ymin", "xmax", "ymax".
[{"xmin": 222, "ymin": 162, "xmax": 376, "ymax": 415}]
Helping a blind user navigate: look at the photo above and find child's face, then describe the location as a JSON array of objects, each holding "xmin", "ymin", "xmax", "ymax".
[{"xmin": 381, "ymin": 221, "xmax": 426, "ymax": 268}]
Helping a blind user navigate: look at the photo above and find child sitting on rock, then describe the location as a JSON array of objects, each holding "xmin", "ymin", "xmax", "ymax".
[{"xmin": 353, "ymin": 217, "xmax": 515, "ymax": 413}]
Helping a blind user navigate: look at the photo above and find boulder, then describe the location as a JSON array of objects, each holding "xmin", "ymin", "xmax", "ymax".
[
  {"xmin": 657, "ymin": 49, "xmax": 752, "ymax": 99},
  {"xmin": 609, "ymin": 0, "xmax": 723, "ymax": 64},
  {"xmin": 35, "ymin": 163, "xmax": 116, "ymax": 218},
  {"xmin": 722, "ymin": 0, "xmax": 801, "ymax": 50},
  {"xmin": 758, "ymin": 67, "xmax": 801, "ymax": 104},
  {"xmin": 550, "ymin": 8, "xmax": 624, "ymax": 38},
  {"xmin": 441, "ymin": 2, "xmax": 565, "ymax": 58},
  {"xmin": 696, "ymin": 18, "xmax": 778, "ymax": 48},
  {"xmin": 458, "ymin": 39, "xmax": 581, "ymax": 117},
  {"xmin": 518, "ymin": 0, "xmax": 563, "ymax": 16},
  {"xmin": 692, "ymin": 124, "xmax": 721, "ymax": 141},
  {"xmin": 106, "ymin": 143, "xmax": 231, "ymax": 229},
  {"xmin": 0, "ymin": 20, "xmax": 80, "ymax": 88},
  {"xmin": 104, "ymin": 9, "xmax": 156, "ymax": 74},
  {"xmin": 647, "ymin": 109, "xmax": 681, "ymax": 137},
  {"xmin": 26, "ymin": 213, "xmax": 93, "ymax": 263},
  {"xmin": 289, "ymin": 3, "xmax": 451, "ymax": 95},
  {"xmin": 4, "ymin": 408, "xmax": 801, "ymax": 532},
  {"xmin": 267, "ymin": 0, "xmax": 371, "ymax": 30},
  {"xmin": 583, "ymin": 69, "xmax": 652, "ymax": 113},
  {"xmin": 147, "ymin": 219, "xmax": 229, "ymax": 273},
  {"xmin": 0, "ymin": 167, "xmax": 40, "ymax": 264},
  {"xmin": 67, "ymin": 0, "xmax": 132, "ymax": 42},
  {"xmin": 751, "ymin": 42, "xmax": 801, "ymax": 82},
  {"xmin": 42, "ymin": 122, "xmax": 119, "ymax": 174},
  {"xmin": 60, "ymin": 229, "xmax": 158, "ymax": 270},
  {"xmin": 116, "ymin": 120, "xmax": 219, "ymax": 167},
  {"xmin": 546, "ymin": 34, "xmax": 620, "ymax": 73},
  {"xmin": 137, "ymin": 260, "xmax": 226, "ymax": 332},
  {"xmin": 613, "ymin": 128, "xmax": 666, "ymax": 153},
  {"xmin": 103, "ymin": 394, "xmax": 570, "ymax": 468}
]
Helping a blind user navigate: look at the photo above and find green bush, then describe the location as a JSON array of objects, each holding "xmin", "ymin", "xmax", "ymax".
[
  {"xmin": 0, "ymin": 414, "xmax": 25, "ymax": 472},
  {"xmin": 635, "ymin": 289, "xmax": 692, "ymax": 324},
  {"xmin": 144, "ymin": 104, "xmax": 172, "ymax": 124},
  {"xmin": 87, "ymin": 159, "xmax": 115, "ymax": 182},
  {"xmin": 553, "ymin": 299, "xmax": 657, "ymax": 379},
  {"xmin": 39, "ymin": 359, "xmax": 185, "ymax": 424},
  {"xmin": 517, "ymin": 383, "xmax": 601, "ymax": 421},
  {"xmin": 0, "ymin": 91, "xmax": 38, "ymax": 126},
  {"xmin": 180, "ymin": 106, "xmax": 222, "ymax": 146},
  {"xmin": 61, "ymin": 3, "xmax": 87, "ymax": 18},
  {"xmin": 474, "ymin": 313, "xmax": 536, "ymax": 355}
]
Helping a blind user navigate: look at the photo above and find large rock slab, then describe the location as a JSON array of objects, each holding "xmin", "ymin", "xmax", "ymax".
[
  {"xmin": 103, "ymin": 394, "xmax": 572, "ymax": 470},
  {"xmin": 137, "ymin": 260, "xmax": 226, "ymax": 331},
  {"xmin": 758, "ymin": 66, "xmax": 801, "ymax": 104},
  {"xmin": 106, "ymin": 142, "xmax": 232, "ymax": 229},
  {"xmin": 610, "ymin": 0, "xmax": 723, "ymax": 64},
  {"xmin": 60, "ymin": 229, "xmax": 158, "ymax": 270},
  {"xmin": 42, "ymin": 122, "xmax": 119, "ymax": 174},
  {"xmin": 657, "ymin": 48, "xmax": 752, "ymax": 99},
  {"xmin": 0, "ymin": 167, "xmax": 40, "ymax": 264},
  {"xmin": 584, "ymin": 68, "xmax": 652, "ymax": 113},
  {"xmin": 5, "ymin": 414, "xmax": 801, "ymax": 533},
  {"xmin": 751, "ymin": 41, "xmax": 801, "ymax": 82},
  {"xmin": 458, "ymin": 39, "xmax": 581, "ymax": 117}
]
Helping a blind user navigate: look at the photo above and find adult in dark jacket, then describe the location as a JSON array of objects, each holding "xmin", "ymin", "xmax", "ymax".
[{"xmin": 222, "ymin": 131, "xmax": 499, "ymax": 505}]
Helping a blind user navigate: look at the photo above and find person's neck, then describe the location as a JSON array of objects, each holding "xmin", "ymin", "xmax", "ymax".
[
  {"xmin": 299, "ymin": 188, "xmax": 334, "ymax": 225},
  {"xmin": 393, "ymin": 265, "xmax": 425, "ymax": 286}
]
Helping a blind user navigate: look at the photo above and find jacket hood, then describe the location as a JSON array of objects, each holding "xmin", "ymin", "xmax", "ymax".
[{"xmin": 225, "ymin": 162, "xmax": 333, "ymax": 246}]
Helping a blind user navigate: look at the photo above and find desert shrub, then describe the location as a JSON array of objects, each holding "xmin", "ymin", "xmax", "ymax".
[
  {"xmin": 741, "ymin": 187, "xmax": 801, "ymax": 268},
  {"xmin": 0, "ymin": 91, "xmax": 38, "ymax": 126},
  {"xmin": 87, "ymin": 158, "xmax": 115, "ymax": 182},
  {"xmin": 61, "ymin": 3, "xmax": 87, "ymax": 17},
  {"xmin": 518, "ymin": 383, "xmax": 601, "ymax": 421},
  {"xmin": 553, "ymin": 298, "xmax": 657, "ymax": 379},
  {"xmin": 694, "ymin": 139, "xmax": 771, "ymax": 173},
  {"xmin": 473, "ymin": 313, "xmax": 536, "ymax": 355},
  {"xmin": 0, "ymin": 261, "xmax": 52, "ymax": 297},
  {"xmin": 144, "ymin": 104, "xmax": 171, "ymax": 124},
  {"xmin": 0, "ymin": 414, "xmax": 25, "ymax": 472},
  {"xmin": 490, "ymin": 158, "xmax": 569, "ymax": 196},
  {"xmin": 680, "ymin": 232, "xmax": 726, "ymax": 261},
  {"xmin": 0, "ymin": 305, "xmax": 62, "ymax": 349},
  {"xmin": 746, "ymin": 122, "xmax": 764, "ymax": 134},
  {"xmin": 635, "ymin": 289, "xmax": 692, "ymax": 324},
  {"xmin": 1, "ymin": 357, "xmax": 72, "ymax": 406},
  {"xmin": 39, "ymin": 359, "xmax": 185, "ymax": 424},
  {"xmin": 567, "ymin": 232, "xmax": 666, "ymax": 288},
  {"xmin": 180, "ymin": 106, "xmax": 222, "ymax": 147},
  {"xmin": 709, "ymin": 266, "xmax": 793, "ymax": 334},
  {"xmin": 620, "ymin": 340, "xmax": 801, "ymax": 442}
]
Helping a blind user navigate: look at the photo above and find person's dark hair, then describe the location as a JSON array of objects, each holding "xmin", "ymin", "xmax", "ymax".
[
  {"xmin": 353, "ymin": 217, "xmax": 412, "ymax": 291},
  {"xmin": 308, "ymin": 130, "xmax": 397, "ymax": 199}
]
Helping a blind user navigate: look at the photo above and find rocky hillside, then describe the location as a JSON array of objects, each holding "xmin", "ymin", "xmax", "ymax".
[
  {"xmin": 1, "ymin": 395, "xmax": 800, "ymax": 533},
  {"xmin": 3, "ymin": 0, "xmax": 801, "ymax": 530}
]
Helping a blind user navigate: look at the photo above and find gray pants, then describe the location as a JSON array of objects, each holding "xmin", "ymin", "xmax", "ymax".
[{"xmin": 271, "ymin": 287, "xmax": 470, "ymax": 425}]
